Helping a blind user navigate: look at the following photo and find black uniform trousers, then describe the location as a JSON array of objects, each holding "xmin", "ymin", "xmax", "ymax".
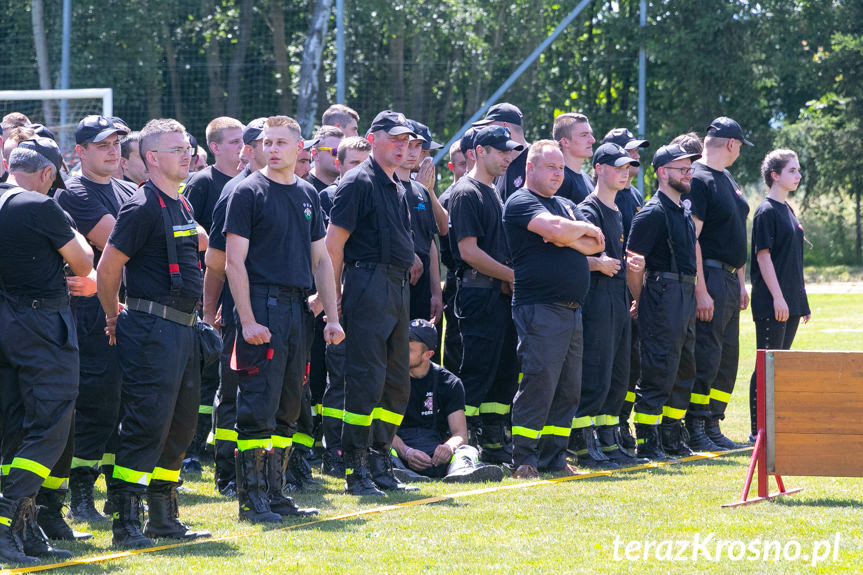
[
  {"xmin": 112, "ymin": 309, "xmax": 199, "ymax": 487},
  {"xmin": 72, "ymin": 296, "xmax": 122, "ymax": 471},
  {"xmin": 213, "ymin": 320, "xmax": 239, "ymax": 485},
  {"xmin": 340, "ymin": 264, "xmax": 411, "ymax": 457},
  {"xmin": 233, "ymin": 287, "xmax": 313, "ymax": 452},
  {"xmin": 303, "ymin": 313, "xmax": 329, "ymax": 450},
  {"xmin": 632, "ymin": 276, "xmax": 696, "ymax": 425},
  {"xmin": 321, "ymin": 339, "xmax": 346, "ymax": 451},
  {"xmin": 441, "ymin": 271, "xmax": 462, "ymax": 376},
  {"xmin": 574, "ymin": 276, "xmax": 631, "ymax": 428},
  {"xmin": 688, "ymin": 265, "xmax": 741, "ymax": 419},
  {"xmin": 619, "ymin": 318, "xmax": 640, "ymax": 422},
  {"xmin": 748, "ymin": 315, "xmax": 801, "ymax": 436},
  {"xmin": 0, "ymin": 298, "xmax": 78, "ymax": 500},
  {"xmin": 511, "ymin": 303, "xmax": 582, "ymax": 471},
  {"xmin": 456, "ymin": 285, "xmax": 519, "ymax": 431}
]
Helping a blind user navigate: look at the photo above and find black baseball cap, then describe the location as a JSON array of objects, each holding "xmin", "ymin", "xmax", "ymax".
[
  {"xmin": 593, "ymin": 143, "xmax": 640, "ymax": 167},
  {"xmin": 243, "ymin": 117, "xmax": 267, "ymax": 145},
  {"xmin": 408, "ymin": 120, "xmax": 443, "ymax": 151},
  {"xmin": 27, "ymin": 123, "xmax": 57, "ymax": 141},
  {"xmin": 706, "ymin": 117, "xmax": 753, "ymax": 146},
  {"xmin": 408, "ymin": 319, "xmax": 438, "ymax": 351},
  {"xmin": 107, "ymin": 116, "xmax": 131, "ymax": 133},
  {"xmin": 18, "ymin": 137, "xmax": 66, "ymax": 190},
  {"xmin": 459, "ymin": 127, "xmax": 479, "ymax": 154},
  {"xmin": 185, "ymin": 133, "xmax": 199, "ymax": 156},
  {"xmin": 473, "ymin": 103, "xmax": 523, "ymax": 127},
  {"xmin": 368, "ymin": 110, "xmax": 416, "ymax": 137},
  {"xmin": 652, "ymin": 143, "xmax": 701, "ymax": 169},
  {"xmin": 602, "ymin": 128, "xmax": 648, "ymax": 150},
  {"xmin": 473, "ymin": 126, "xmax": 524, "ymax": 152},
  {"xmin": 76, "ymin": 115, "xmax": 129, "ymax": 145}
]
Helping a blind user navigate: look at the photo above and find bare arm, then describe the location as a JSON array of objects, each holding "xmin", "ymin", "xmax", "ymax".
[
  {"xmin": 756, "ymin": 249, "xmax": 788, "ymax": 322},
  {"xmin": 59, "ymin": 229, "xmax": 94, "ymax": 277},
  {"xmin": 737, "ymin": 264, "xmax": 749, "ymax": 310},
  {"xmin": 325, "ymin": 224, "xmax": 350, "ymax": 305},
  {"xmin": 197, "ymin": 224, "xmax": 209, "ymax": 252},
  {"xmin": 202, "ymin": 247, "xmax": 226, "ymax": 327},
  {"xmin": 428, "ymin": 240, "xmax": 443, "ymax": 324},
  {"xmin": 691, "ymin": 216, "xmax": 714, "ymax": 322},
  {"xmin": 627, "ymin": 252, "xmax": 646, "ymax": 319},
  {"xmin": 458, "ymin": 236, "xmax": 514, "ymax": 283},
  {"xmin": 428, "ymin": 189, "xmax": 449, "ymax": 236},
  {"xmin": 96, "ymin": 243, "xmax": 129, "ymax": 345},
  {"xmin": 587, "ymin": 254, "xmax": 622, "ymax": 277},
  {"xmin": 225, "ymin": 233, "xmax": 270, "ymax": 345},
  {"xmin": 85, "ymin": 214, "xmax": 116, "ymax": 252},
  {"xmin": 311, "ymin": 238, "xmax": 345, "ymax": 345},
  {"xmin": 526, "ymin": 212, "xmax": 605, "ymax": 254}
]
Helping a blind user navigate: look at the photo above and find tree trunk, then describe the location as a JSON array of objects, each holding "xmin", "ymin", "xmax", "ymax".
[
  {"xmin": 389, "ymin": 11, "xmax": 406, "ymax": 112},
  {"xmin": 226, "ymin": 0, "xmax": 253, "ymax": 119},
  {"xmin": 856, "ymin": 188, "xmax": 862, "ymax": 265},
  {"xmin": 203, "ymin": 0, "xmax": 225, "ymax": 118},
  {"xmin": 161, "ymin": 22, "xmax": 184, "ymax": 122},
  {"xmin": 31, "ymin": 0, "xmax": 55, "ymax": 125},
  {"xmin": 269, "ymin": 1, "xmax": 293, "ymax": 116},
  {"xmin": 296, "ymin": 0, "xmax": 333, "ymax": 137}
]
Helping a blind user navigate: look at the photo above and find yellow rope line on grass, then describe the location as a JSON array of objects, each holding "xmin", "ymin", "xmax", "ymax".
[{"xmin": 2, "ymin": 447, "xmax": 751, "ymax": 574}]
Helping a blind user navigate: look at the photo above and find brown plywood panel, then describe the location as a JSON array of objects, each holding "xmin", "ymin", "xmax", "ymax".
[
  {"xmin": 773, "ymin": 433, "xmax": 863, "ymax": 477},
  {"xmin": 773, "ymin": 391, "xmax": 863, "ymax": 435},
  {"xmin": 771, "ymin": 351, "xmax": 863, "ymax": 393}
]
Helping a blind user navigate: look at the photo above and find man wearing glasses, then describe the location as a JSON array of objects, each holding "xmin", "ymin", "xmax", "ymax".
[
  {"xmin": 626, "ymin": 144, "xmax": 701, "ymax": 461},
  {"xmin": 97, "ymin": 119, "xmax": 211, "ymax": 548},
  {"xmin": 307, "ymin": 125, "xmax": 344, "ymax": 192}
]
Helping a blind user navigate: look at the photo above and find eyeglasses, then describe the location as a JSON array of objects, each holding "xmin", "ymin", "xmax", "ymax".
[
  {"xmin": 154, "ymin": 146, "xmax": 194, "ymax": 156},
  {"xmin": 663, "ymin": 166, "xmax": 694, "ymax": 176},
  {"xmin": 316, "ymin": 147, "xmax": 338, "ymax": 158}
]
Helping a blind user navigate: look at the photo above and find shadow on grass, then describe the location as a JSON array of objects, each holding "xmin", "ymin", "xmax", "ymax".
[{"xmin": 771, "ymin": 497, "xmax": 863, "ymax": 508}]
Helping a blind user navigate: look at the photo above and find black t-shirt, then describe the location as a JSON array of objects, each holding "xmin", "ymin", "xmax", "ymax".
[
  {"xmin": 306, "ymin": 172, "xmax": 330, "ymax": 193},
  {"xmin": 495, "ymin": 147, "xmax": 528, "ymax": 201},
  {"xmin": 224, "ymin": 171, "xmax": 325, "ymax": 290},
  {"xmin": 615, "ymin": 185, "xmax": 644, "ymax": 241},
  {"xmin": 108, "ymin": 182, "xmax": 203, "ymax": 311},
  {"xmin": 688, "ymin": 163, "xmax": 750, "ymax": 268},
  {"xmin": 449, "ymin": 176, "xmax": 510, "ymax": 269},
  {"xmin": 750, "ymin": 198, "xmax": 810, "ymax": 318},
  {"xmin": 329, "ymin": 157, "xmax": 415, "ymax": 268},
  {"xmin": 558, "ymin": 166, "xmax": 594, "ymax": 205},
  {"xmin": 0, "ymin": 185, "xmax": 76, "ymax": 298},
  {"xmin": 400, "ymin": 362, "xmax": 465, "ymax": 442},
  {"xmin": 210, "ymin": 166, "xmax": 252, "ymax": 252},
  {"xmin": 403, "ymin": 178, "xmax": 437, "ymax": 261},
  {"xmin": 438, "ymin": 184, "xmax": 456, "ymax": 272},
  {"xmin": 183, "ymin": 166, "xmax": 234, "ymax": 234},
  {"xmin": 503, "ymin": 188, "xmax": 591, "ymax": 306},
  {"xmin": 578, "ymin": 193, "xmax": 625, "ymax": 280},
  {"xmin": 319, "ymin": 183, "xmax": 337, "ymax": 227},
  {"xmin": 55, "ymin": 175, "xmax": 136, "ymax": 265},
  {"xmin": 627, "ymin": 191, "xmax": 696, "ymax": 275}
]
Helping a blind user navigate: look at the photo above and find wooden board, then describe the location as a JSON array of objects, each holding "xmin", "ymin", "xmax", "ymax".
[{"xmin": 767, "ymin": 351, "xmax": 863, "ymax": 477}]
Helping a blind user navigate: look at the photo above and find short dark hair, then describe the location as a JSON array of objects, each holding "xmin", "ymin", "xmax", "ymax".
[
  {"xmin": 670, "ymin": 132, "xmax": 703, "ymax": 155},
  {"xmin": 120, "ymin": 131, "xmax": 141, "ymax": 160},
  {"xmin": 314, "ymin": 125, "xmax": 345, "ymax": 140},
  {"xmin": 139, "ymin": 118, "xmax": 186, "ymax": 169},
  {"xmin": 552, "ymin": 113, "xmax": 589, "ymax": 141},
  {"xmin": 322, "ymin": 104, "xmax": 359, "ymax": 128},
  {"xmin": 337, "ymin": 136, "xmax": 371, "ymax": 165}
]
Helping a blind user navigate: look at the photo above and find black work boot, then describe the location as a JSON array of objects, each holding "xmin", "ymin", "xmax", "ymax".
[
  {"xmin": 236, "ymin": 448, "xmax": 281, "ymax": 524},
  {"xmin": 110, "ymin": 487, "xmax": 153, "ymax": 549},
  {"xmin": 595, "ymin": 425, "xmax": 649, "ymax": 465},
  {"xmin": 684, "ymin": 416, "xmax": 722, "ymax": 452},
  {"xmin": 288, "ymin": 447, "xmax": 323, "ymax": 489},
  {"xmin": 214, "ymin": 442, "xmax": 237, "ymax": 497},
  {"xmin": 0, "ymin": 496, "xmax": 40, "ymax": 565},
  {"xmin": 617, "ymin": 421, "xmax": 637, "ymax": 454},
  {"xmin": 659, "ymin": 422, "xmax": 695, "ymax": 457},
  {"xmin": 321, "ymin": 448, "xmax": 346, "ymax": 478},
  {"xmin": 368, "ymin": 448, "xmax": 420, "ymax": 492},
  {"xmin": 478, "ymin": 420, "xmax": 513, "ymax": 465},
  {"xmin": 706, "ymin": 416, "xmax": 742, "ymax": 450},
  {"xmin": 68, "ymin": 467, "xmax": 107, "ymax": 523},
  {"xmin": 35, "ymin": 488, "xmax": 92, "ymax": 541},
  {"xmin": 22, "ymin": 498, "xmax": 72, "ymax": 560},
  {"xmin": 635, "ymin": 423, "xmax": 675, "ymax": 461},
  {"xmin": 266, "ymin": 448, "xmax": 318, "ymax": 517},
  {"xmin": 143, "ymin": 480, "xmax": 211, "ymax": 540},
  {"xmin": 568, "ymin": 427, "xmax": 618, "ymax": 469},
  {"xmin": 344, "ymin": 450, "xmax": 385, "ymax": 496}
]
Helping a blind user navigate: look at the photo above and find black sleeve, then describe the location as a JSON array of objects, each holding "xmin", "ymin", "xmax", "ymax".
[
  {"xmin": 55, "ymin": 182, "xmax": 110, "ymax": 236},
  {"xmin": 449, "ymin": 189, "xmax": 485, "ymax": 242},
  {"xmin": 502, "ymin": 192, "xmax": 543, "ymax": 230},
  {"xmin": 209, "ymin": 196, "xmax": 228, "ymax": 252},
  {"xmin": 309, "ymin": 187, "xmax": 326, "ymax": 243},
  {"xmin": 30, "ymin": 197, "xmax": 76, "ymax": 250},
  {"xmin": 626, "ymin": 208, "xmax": 661, "ymax": 257},
  {"xmin": 183, "ymin": 172, "xmax": 211, "ymax": 226},
  {"xmin": 108, "ymin": 192, "xmax": 159, "ymax": 258},
  {"xmin": 329, "ymin": 176, "xmax": 370, "ymax": 233},
  {"xmin": 576, "ymin": 198, "xmax": 600, "ymax": 227},
  {"xmin": 687, "ymin": 175, "xmax": 711, "ymax": 222},
  {"xmin": 223, "ymin": 184, "xmax": 256, "ymax": 241},
  {"xmin": 439, "ymin": 369, "xmax": 465, "ymax": 417},
  {"xmin": 752, "ymin": 206, "xmax": 775, "ymax": 253}
]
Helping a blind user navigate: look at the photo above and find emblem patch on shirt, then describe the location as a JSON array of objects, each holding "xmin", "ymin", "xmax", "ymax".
[
  {"xmin": 302, "ymin": 201, "xmax": 313, "ymax": 221},
  {"xmin": 422, "ymin": 393, "xmax": 434, "ymax": 416},
  {"xmin": 415, "ymin": 202, "xmax": 426, "ymax": 211},
  {"xmin": 514, "ymin": 176, "xmax": 524, "ymax": 188}
]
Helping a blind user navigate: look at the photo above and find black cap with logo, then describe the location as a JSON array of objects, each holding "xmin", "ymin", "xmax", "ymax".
[
  {"xmin": 408, "ymin": 120, "xmax": 443, "ymax": 151},
  {"xmin": 651, "ymin": 144, "xmax": 701, "ymax": 169},
  {"xmin": 18, "ymin": 137, "xmax": 66, "ymax": 190},
  {"xmin": 706, "ymin": 117, "xmax": 753, "ymax": 146},
  {"xmin": 409, "ymin": 319, "xmax": 438, "ymax": 351},
  {"xmin": 593, "ymin": 143, "xmax": 640, "ymax": 167},
  {"xmin": 602, "ymin": 128, "xmax": 648, "ymax": 150},
  {"xmin": 243, "ymin": 117, "xmax": 267, "ymax": 145},
  {"xmin": 473, "ymin": 103, "xmax": 523, "ymax": 127},
  {"xmin": 368, "ymin": 110, "xmax": 416, "ymax": 137},
  {"xmin": 473, "ymin": 125, "xmax": 524, "ymax": 152},
  {"xmin": 75, "ymin": 115, "xmax": 130, "ymax": 145}
]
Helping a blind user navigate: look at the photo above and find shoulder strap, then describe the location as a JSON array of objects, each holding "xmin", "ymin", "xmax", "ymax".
[
  {"xmin": 656, "ymin": 196, "xmax": 680, "ymax": 274},
  {"xmin": 144, "ymin": 182, "xmax": 184, "ymax": 297},
  {"xmin": 0, "ymin": 188, "xmax": 24, "ymax": 213}
]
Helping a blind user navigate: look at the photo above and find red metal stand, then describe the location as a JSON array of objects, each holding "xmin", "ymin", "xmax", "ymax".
[{"xmin": 723, "ymin": 350, "xmax": 802, "ymax": 507}]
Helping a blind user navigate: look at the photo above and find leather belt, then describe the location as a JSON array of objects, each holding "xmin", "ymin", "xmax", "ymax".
[
  {"xmin": 554, "ymin": 301, "xmax": 581, "ymax": 309},
  {"xmin": 646, "ymin": 271, "xmax": 697, "ymax": 285},
  {"xmin": 126, "ymin": 297, "xmax": 196, "ymax": 326},
  {"xmin": 2, "ymin": 293, "xmax": 70, "ymax": 310},
  {"xmin": 704, "ymin": 258, "xmax": 737, "ymax": 275}
]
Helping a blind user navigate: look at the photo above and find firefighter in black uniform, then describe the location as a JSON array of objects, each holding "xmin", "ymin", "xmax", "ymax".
[
  {"xmin": 448, "ymin": 126, "xmax": 523, "ymax": 464},
  {"xmin": 326, "ymin": 110, "xmax": 419, "ymax": 496},
  {"xmin": 0, "ymin": 139, "xmax": 93, "ymax": 565},
  {"xmin": 626, "ymin": 144, "xmax": 701, "ymax": 460},
  {"xmin": 224, "ymin": 116, "xmax": 340, "ymax": 522},
  {"xmin": 472, "ymin": 103, "xmax": 529, "ymax": 202},
  {"xmin": 97, "ymin": 119, "xmax": 211, "ymax": 548},
  {"xmin": 54, "ymin": 115, "xmax": 134, "ymax": 525},
  {"xmin": 502, "ymin": 140, "xmax": 603, "ymax": 478}
]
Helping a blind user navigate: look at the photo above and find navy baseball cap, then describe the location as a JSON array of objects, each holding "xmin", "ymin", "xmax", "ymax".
[
  {"xmin": 185, "ymin": 133, "xmax": 199, "ymax": 156},
  {"xmin": 243, "ymin": 117, "xmax": 267, "ymax": 145},
  {"xmin": 19, "ymin": 137, "xmax": 66, "ymax": 190},
  {"xmin": 602, "ymin": 128, "xmax": 648, "ymax": 150},
  {"xmin": 459, "ymin": 127, "xmax": 479, "ymax": 154},
  {"xmin": 473, "ymin": 103, "xmax": 523, "ymax": 127},
  {"xmin": 76, "ymin": 115, "xmax": 129, "ymax": 145},
  {"xmin": 107, "ymin": 116, "xmax": 131, "ymax": 133},
  {"xmin": 473, "ymin": 126, "xmax": 524, "ymax": 152},
  {"xmin": 593, "ymin": 143, "xmax": 640, "ymax": 167},
  {"xmin": 652, "ymin": 144, "xmax": 701, "ymax": 169},
  {"xmin": 408, "ymin": 120, "xmax": 443, "ymax": 151},
  {"xmin": 368, "ymin": 110, "xmax": 416, "ymax": 137},
  {"xmin": 409, "ymin": 319, "xmax": 438, "ymax": 350},
  {"xmin": 706, "ymin": 117, "xmax": 753, "ymax": 146},
  {"xmin": 27, "ymin": 123, "xmax": 57, "ymax": 141}
]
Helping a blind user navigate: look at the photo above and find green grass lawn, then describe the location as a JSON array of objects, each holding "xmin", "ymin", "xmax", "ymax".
[{"xmin": 9, "ymin": 294, "xmax": 862, "ymax": 575}]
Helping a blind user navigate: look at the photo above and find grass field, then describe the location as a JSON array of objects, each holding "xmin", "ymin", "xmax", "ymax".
[{"xmin": 5, "ymin": 293, "xmax": 862, "ymax": 575}]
